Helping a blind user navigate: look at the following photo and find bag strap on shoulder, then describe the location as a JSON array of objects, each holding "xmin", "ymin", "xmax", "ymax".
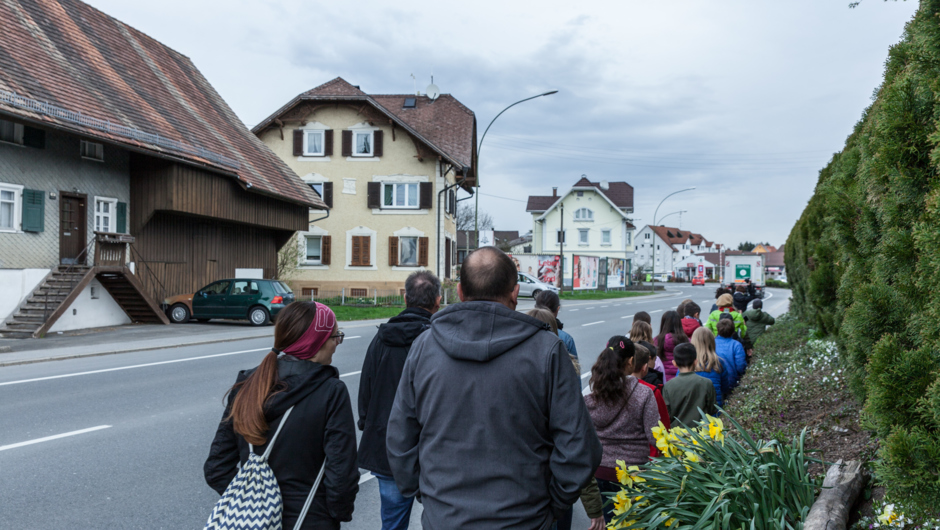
[{"xmin": 247, "ymin": 406, "xmax": 294, "ymax": 460}]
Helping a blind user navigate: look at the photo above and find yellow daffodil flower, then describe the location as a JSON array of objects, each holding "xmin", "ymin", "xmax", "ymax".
[
  {"xmin": 705, "ymin": 414, "xmax": 725, "ymax": 442},
  {"xmin": 612, "ymin": 491, "xmax": 632, "ymax": 515},
  {"xmin": 651, "ymin": 421, "xmax": 668, "ymax": 441}
]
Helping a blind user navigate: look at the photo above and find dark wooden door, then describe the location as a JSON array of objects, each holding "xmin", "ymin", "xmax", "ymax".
[{"xmin": 59, "ymin": 193, "xmax": 87, "ymax": 264}]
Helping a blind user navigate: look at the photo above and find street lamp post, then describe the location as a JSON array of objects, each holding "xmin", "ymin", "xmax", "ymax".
[
  {"xmin": 474, "ymin": 91, "xmax": 559, "ymax": 248},
  {"xmin": 650, "ymin": 187, "xmax": 695, "ymax": 291}
]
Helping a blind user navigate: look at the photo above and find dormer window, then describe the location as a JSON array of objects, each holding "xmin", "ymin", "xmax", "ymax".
[
  {"xmin": 403, "ymin": 98, "xmax": 416, "ymax": 108},
  {"xmin": 574, "ymin": 208, "xmax": 593, "ymax": 221}
]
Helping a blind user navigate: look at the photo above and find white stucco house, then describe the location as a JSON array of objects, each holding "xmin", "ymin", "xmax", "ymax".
[{"xmin": 635, "ymin": 225, "xmax": 721, "ymax": 279}]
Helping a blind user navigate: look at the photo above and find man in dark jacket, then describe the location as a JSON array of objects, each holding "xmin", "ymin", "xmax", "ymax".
[
  {"xmin": 387, "ymin": 247, "xmax": 602, "ymax": 530},
  {"xmin": 732, "ymin": 284, "xmax": 758, "ymax": 312},
  {"xmin": 358, "ymin": 270, "xmax": 440, "ymax": 530}
]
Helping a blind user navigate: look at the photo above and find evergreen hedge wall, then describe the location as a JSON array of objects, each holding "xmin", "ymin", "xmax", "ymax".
[{"xmin": 786, "ymin": 1, "xmax": 940, "ymax": 508}]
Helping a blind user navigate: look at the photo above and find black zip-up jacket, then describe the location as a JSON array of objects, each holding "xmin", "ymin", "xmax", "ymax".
[
  {"xmin": 732, "ymin": 291, "xmax": 758, "ymax": 312},
  {"xmin": 204, "ymin": 356, "xmax": 359, "ymax": 530},
  {"xmin": 357, "ymin": 307, "xmax": 432, "ymax": 477}
]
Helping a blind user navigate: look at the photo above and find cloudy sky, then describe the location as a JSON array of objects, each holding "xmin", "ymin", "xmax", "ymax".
[{"xmin": 89, "ymin": 0, "xmax": 918, "ymax": 248}]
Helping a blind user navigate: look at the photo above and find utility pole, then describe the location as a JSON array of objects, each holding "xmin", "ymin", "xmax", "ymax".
[{"xmin": 558, "ymin": 201, "xmax": 564, "ymax": 293}]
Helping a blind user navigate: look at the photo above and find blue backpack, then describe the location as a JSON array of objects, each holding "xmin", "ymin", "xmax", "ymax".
[{"xmin": 205, "ymin": 407, "xmax": 326, "ymax": 530}]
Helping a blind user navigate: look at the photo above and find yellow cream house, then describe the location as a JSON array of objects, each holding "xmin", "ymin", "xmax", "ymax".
[{"xmin": 252, "ymin": 78, "xmax": 476, "ymax": 296}]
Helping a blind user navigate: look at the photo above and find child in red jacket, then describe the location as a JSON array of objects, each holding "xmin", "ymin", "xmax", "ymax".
[{"xmin": 681, "ymin": 302, "xmax": 703, "ymax": 337}]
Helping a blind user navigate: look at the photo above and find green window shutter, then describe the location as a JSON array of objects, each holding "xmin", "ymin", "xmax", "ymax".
[
  {"xmin": 116, "ymin": 202, "xmax": 127, "ymax": 233},
  {"xmin": 22, "ymin": 189, "xmax": 44, "ymax": 232}
]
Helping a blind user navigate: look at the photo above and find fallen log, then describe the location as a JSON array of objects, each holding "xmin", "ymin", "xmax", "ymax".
[{"xmin": 804, "ymin": 459, "xmax": 868, "ymax": 530}]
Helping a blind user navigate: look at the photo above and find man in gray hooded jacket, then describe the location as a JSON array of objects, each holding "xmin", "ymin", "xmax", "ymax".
[{"xmin": 387, "ymin": 247, "xmax": 602, "ymax": 529}]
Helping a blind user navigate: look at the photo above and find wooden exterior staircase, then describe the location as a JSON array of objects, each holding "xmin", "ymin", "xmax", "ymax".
[{"xmin": 0, "ymin": 233, "xmax": 169, "ymax": 339}]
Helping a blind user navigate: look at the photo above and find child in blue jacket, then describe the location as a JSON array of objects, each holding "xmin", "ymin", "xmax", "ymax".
[
  {"xmin": 691, "ymin": 327, "xmax": 729, "ymax": 407},
  {"xmin": 715, "ymin": 318, "xmax": 746, "ymax": 390}
]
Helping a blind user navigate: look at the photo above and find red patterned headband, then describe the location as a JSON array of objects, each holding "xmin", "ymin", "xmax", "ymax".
[{"xmin": 282, "ymin": 303, "xmax": 336, "ymax": 360}]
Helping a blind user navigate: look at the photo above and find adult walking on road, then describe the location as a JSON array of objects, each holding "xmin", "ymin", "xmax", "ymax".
[
  {"xmin": 387, "ymin": 247, "xmax": 602, "ymax": 530},
  {"xmin": 204, "ymin": 302, "xmax": 359, "ymax": 530},
  {"xmin": 358, "ymin": 271, "xmax": 440, "ymax": 530},
  {"xmin": 732, "ymin": 284, "xmax": 758, "ymax": 312},
  {"xmin": 535, "ymin": 290, "xmax": 579, "ymax": 359}
]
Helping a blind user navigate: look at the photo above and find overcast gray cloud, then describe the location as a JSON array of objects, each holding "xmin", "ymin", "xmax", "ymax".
[{"xmin": 88, "ymin": 0, "xmax": 919, "ymax": 248}]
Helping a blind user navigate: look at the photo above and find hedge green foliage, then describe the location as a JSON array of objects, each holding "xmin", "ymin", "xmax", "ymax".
[{"xmin": 785, "ymin": 1, "xmax": 940, "ymax": 509}]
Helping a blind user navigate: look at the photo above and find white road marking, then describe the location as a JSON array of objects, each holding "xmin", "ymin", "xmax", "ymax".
[
  {"xmin": 582, "ymin": 321, "xmax": 605, "ymax": 327},
  {"xmin": 582, "ymin": 385, "xmax": 591, "ymax": 396},
  {"xmin": 613, "ymin": 304, "xmax": 622, "ymax": 307},
  {"xmin": 601, "ymin": 305, "xmax": 609, "ymax": 308},
  {"xmin": 585, "ymin": 307, "xmax": 595, "ymax": 310},
  {"xmin": 0, "ymin": 348, "xmax": 271, "ymax": 387},
  {"xmin": 650, "ymin": 310, "xmax": 663, "ymax": 313},
  {"xmin": 621, "ymin": 315, "xmax": 633, "ymax": 319},
  {"xmin": 580, "ymin": 372, "xmax": 591, "ymax": 380},
  {"xmin": 341, "ymin": 371, "xmax": 361, "ymax": 378},
  {"xmin": 345, "ymin": 336, "xmax": 362, "ymax": 340},
  {"xmin": 569, "ymin": 309, "xmax": 580, "ymax": 312},
  {"xmin": 359, "ymin": 472, "xmax": 376, "ymax": 484},
  {"xmin": 0, "ymin": 425, "xmax": 111, "ymax": 452}
]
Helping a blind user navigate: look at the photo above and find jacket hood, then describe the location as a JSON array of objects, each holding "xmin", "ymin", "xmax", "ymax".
[
  {"xmin": 429, "ymin": 301, "xmax": 549, "ymax": 362},
  {"xmin": 377, "ymin": 307, "xmax": 433, "ymax": 348},
  {"xmin": 236, "ymin": 356, "xmax": 339, "ymax": 421}
]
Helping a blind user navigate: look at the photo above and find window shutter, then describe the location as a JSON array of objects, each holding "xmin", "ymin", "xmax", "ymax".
[
  {"xmin": 418, "ymin": 237, "xmax": 429, "ymax": 267},
  {"xmin": 322, "ymin": 182, "xmax": 333, "ymax": 208},
  {"xmin": 324, "ymin": 130, "xmax": 334, "ymax": 156},
  {"xmin": 419, "ymin": 182, "xmax": 433, "ymax": 209},
  {"xmin": 373, "ymin": 130, "xmax": 383, "ymax": 157},
  {"xmin": 362, "ymin": 236, "xmax": 371, "ymax": 266},
  {"xmin": 367, "ymin": 182, "xmax": 381, "ymax": 209},
  {"xmin": 22, "ymin": 189, "xmax": 44, "ymax": 232},
  {"xmin": 23, "ymin": 126, "xmax": 45, "ymax": 149},
  {"xmin": 293, "ymin": 130, "xmax": 304, "ymax": 156},
  {"xmin": 341, "ymin": 131, "xmax": 353, "ymax": 157},
  {"xmin": 351, "ymin": 236, "xmax": 361, "ymax": 266},
  {"xmin": 450, "ymin": 190, "xmax": 456, "ymax": 215},
  {"xmin": 321, "ymin": 236, "xmax": 331, "ymax": 265},
  {"xmin": 389, "ymin": 236, "xmax": 399, "ymax": 266},
  {"xmin": 116, "ymin": 202, "xmax": 127, "ymax": 233}
]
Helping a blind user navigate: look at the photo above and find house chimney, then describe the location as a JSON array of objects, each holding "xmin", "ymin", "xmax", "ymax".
[
  {"xmin": 552, "ymin": 187, "xmax": 558, "ymax": 197},
  {"xmin": 600, "ymin": 180, "xmax": 609, "ymax": 190}
]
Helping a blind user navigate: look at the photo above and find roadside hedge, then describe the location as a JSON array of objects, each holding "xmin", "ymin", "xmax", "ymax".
[{"xmin": 786, "ymin": 1, "xmax": 940, "ymax": 509}]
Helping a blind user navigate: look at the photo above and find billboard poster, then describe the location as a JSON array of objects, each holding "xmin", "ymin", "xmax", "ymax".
[
  {"xmin": 509, "ymin": 254, "xmax": 560, "ymax": 285},
  {"xmin": 607, "ymin": 258, "xmax": 626, "ymax": 289},
  {"xmin": 573, "ymin": 255, "xmax": 599, "ymax": 289}
]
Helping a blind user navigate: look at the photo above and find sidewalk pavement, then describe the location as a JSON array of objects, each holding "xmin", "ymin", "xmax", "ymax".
[{"xmin": 0, "ymin": 288, "xmax": 681, "ymax": 367}]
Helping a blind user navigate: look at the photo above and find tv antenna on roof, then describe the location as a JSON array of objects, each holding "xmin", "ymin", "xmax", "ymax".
[
  {"xmin": 411, "ymin": 74, "xmax": 418, "ymax": 96},
  {"xmin": 426, "ymin": 74, "xmax": 440, "ymax": 101}
]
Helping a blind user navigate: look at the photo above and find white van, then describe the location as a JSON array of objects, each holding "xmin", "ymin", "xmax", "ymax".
[{"xmin": 517, "ymin": 272, "xmax": 559, "ymax": 298}]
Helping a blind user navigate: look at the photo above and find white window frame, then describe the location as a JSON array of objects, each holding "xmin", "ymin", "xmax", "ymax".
[
  {"xmin": 625, "ymin": 232, "xmax": 632, "ymax": 246},
  {"xmin": 601, "ymin": 229, "xmax": 612, "ymax": 246},
  {"xmin": 399, "ymin": 235, "xmax": 419, "ymax": 266},
  {"xmin": 382, "ymin": 182, "xmax": 419, "ymax": 209},
  {"xmin": 304, "ymin": 235, "xmax": 322, "ymax": 264},
  {"xmin": 353, "ymin": 130, "xmax": 374, "ymax": 157},
  {"xmin": 304, "ymin": 130, "xmax": 325, "ymax": 157},
  {"xmin": 81, "ymin": 140, "xmax": 104, "ymax": 161},
  {"xmin": 0, "ymin": 120, "xmax": 24, "ymax": 146},
  {"xmin": 94, "ymin": 196, "xmax": 118, "ymax": 233},
  {"xmin": 0, "ymin": 182, "xmax": 24, "ymax": 233},
  {"xmin": 645, "ymin": 233, "xmax": 650, "ymax": 240},
  {"xmin": 309, "ymin": 182, "xmax": 323, "ymax": 198},
  {"xmin": 574, "ymin": 207, "xmax": 594, "ymax": 221},
  {"xmin": 578, "ymin": 228, "xmax": 589, "ymax": 246}
]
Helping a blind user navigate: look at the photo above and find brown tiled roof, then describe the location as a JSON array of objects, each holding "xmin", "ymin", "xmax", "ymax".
[
  {"xmin": 526, "ymin": 196, "xmax": 560, "ymax": 212},
  {"xmin": 649, "ymin": 225, "xmax": 691, "ymax": 251},
  {"xmin": 571, "ymin": 178, "xmax": 634, "ymax": 209},
  {"xmin": 695, "ymin": 252, "xmax": 721, "ymax": 265},
  {"xmin": 0, "ymin": 0, "xmax": 323, "ymax": 209},
  {"xmin": 689, "ymin": 233, "xmax": 711, "ymax": 246},
  {"xmin": 253, "ymin": 77, "xmax": 476, "ymax": 188},
  {"xmin": 765, "ymin": 251, "xmax": 785, "ymax": 267}
]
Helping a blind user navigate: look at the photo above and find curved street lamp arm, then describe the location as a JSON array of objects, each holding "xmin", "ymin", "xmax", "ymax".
[
  {"xmin": 477, "ymin": 90, "xmax": 558, "ymax": 158},
  {"xmin": 653, "ymin": 187, "xmax": 696, "ymax": 227},
  {"xmin": 656, "ymin": 210, "xmax": 687, "ymax": 225}
]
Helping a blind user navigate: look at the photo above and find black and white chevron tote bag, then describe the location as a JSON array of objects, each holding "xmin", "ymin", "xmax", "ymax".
[{"xmin": 205, "ymin": 407, "xmax": 327, "ymax": 530}]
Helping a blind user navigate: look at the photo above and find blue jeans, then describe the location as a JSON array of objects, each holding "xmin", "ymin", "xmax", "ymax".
[
  {"xmin": 374, "ymin": 473, "xmax": 415, "ymax": 530},
  {"xmin": 551, "ymin": 506, "xmax": 573, "ymax": 530}
]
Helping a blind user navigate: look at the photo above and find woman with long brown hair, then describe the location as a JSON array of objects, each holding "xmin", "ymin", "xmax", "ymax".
[
  {"xmin": 584, "ymin": 336, "xmax": 659, "ymax": 524},
  {"xmin": 204, "ymin": 302, "xmax": 359, "ymax": 529},
  {"xmin": 653, "ymin": 310, "xmax": 690, "ymax": 382}
]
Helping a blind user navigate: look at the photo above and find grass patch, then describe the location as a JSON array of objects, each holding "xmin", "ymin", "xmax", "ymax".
[
  {"xmin": 559, "ymin": 290, "xmax": 652, "ymax": 300},
  {"xmin": 724, "ymin": 314, "xmax": 875, "ymax": 473},
  {"xmin": 327, "ymin": 305, "xmax": 404, "ymax": 322}
]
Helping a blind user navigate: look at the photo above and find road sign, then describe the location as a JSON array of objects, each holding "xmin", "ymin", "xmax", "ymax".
[{"xmin": 735, "ymin": 264, "xmax": 751, "ymax": 280}]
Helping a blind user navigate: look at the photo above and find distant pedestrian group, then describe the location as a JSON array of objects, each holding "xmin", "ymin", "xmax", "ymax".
[{"xmin": 201, "ymin": 247, "xmax": 775, "ymax": 529}]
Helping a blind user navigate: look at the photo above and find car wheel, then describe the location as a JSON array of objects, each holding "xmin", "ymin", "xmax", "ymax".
[
  {"xmin": 168, "ymin": 304, "xmax": 190, "ymax": 324},
  {"xmin": 249, "ymin": 306, "xmax": 270, "ymax": 326},
  {"xmin": 532, "ymin": 289, "xmax": 541, "ymax": 299}
]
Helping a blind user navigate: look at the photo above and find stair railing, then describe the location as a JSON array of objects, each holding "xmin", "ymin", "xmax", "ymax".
[
  {"xmin": 44, "ymin": 235, "xmax": 97, "ymax": 324},
  {"xmin": 128, "ymin": 244, "xmax": 169, "ymax": 309}
]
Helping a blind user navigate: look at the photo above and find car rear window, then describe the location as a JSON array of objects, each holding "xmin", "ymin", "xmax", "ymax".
[{"xmin": 273, "ymin": 281, "xmax": 292, "ymax": 294}]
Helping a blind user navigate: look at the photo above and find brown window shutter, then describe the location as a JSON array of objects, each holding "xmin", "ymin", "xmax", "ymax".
[
  {"xmin": 293, "ymin": 130, "xmax": 304, "ymax": 156},
  {"xmin": 389, "ymin": 236, "xmax": 399, "ymax": 266},
  {"xmin": 418, "ymin": 237, "xmax": 429, "ymax": 267},
  {"xmin": 373, "ymin": 130, "xmax": 383, "ymax": 157},
  {"xmin": 419, "ymin": 182, "xmax": 433, "ymax": 209},
  {"xmin": 341, "ymin": 130, "xmax": 352, "ymax": 157},
  {"xmin": 322, "ymin": 182, "xmax": 333, "ymax": 208},
  {"xmin": 351, "ymin": 236, "xmax": 361, "ymax": 266},
  {"xmin": 321, "ymin": 236, "xmax": 331, "ymax": 265},
  {"xmin": 367, "ymin": 182, "xmax": 381, "ymax": 209},
  {"xmin": 324, "ymin": 130, "xmax": 334, "ymax": 156},
  {"xmin": 359, "ymin": 236, "xmax": 372, "ymax": 267}
]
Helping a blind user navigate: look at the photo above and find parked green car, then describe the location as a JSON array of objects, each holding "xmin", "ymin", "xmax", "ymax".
[{"xmin": 164, "ymin": 279, "xmax": 295, "ymax": 325}]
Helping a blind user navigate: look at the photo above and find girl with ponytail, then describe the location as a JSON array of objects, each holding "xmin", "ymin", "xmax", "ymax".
[
  {"xmin": 204, "ymin": 302, "xmax": 360, "ymax": 529},
  {"xmin": 585, "ymin": 336, "xmax": 662, "ymax": 524}
]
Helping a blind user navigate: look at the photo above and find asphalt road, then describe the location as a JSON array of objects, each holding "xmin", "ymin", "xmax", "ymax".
[{"xmin": 0, "ymin": 286, "xmax": 790, "ymax": 529}]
